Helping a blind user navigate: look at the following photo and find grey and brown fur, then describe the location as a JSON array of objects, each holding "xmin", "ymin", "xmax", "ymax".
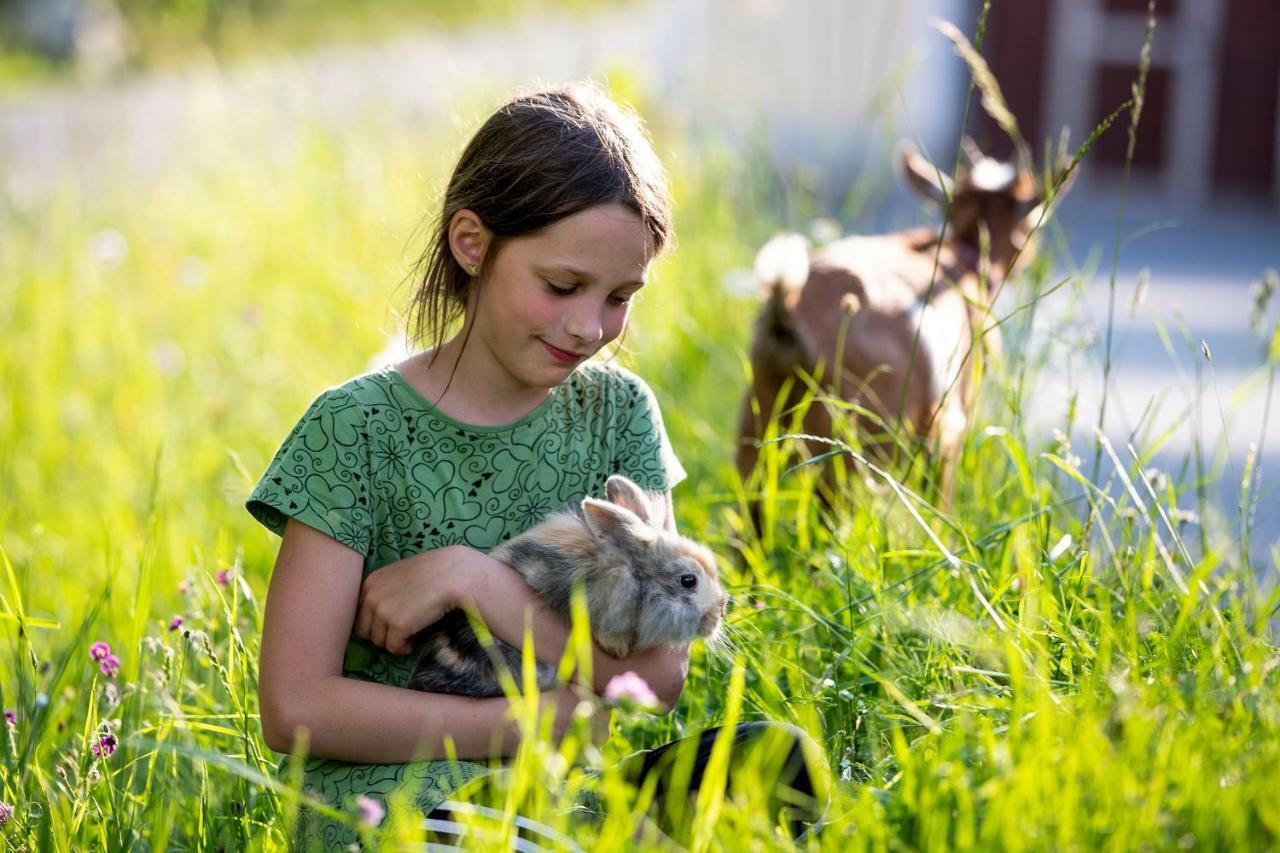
[{"xmin": 405, "ymin": 475, "xmax": 726, "ymax": 697}]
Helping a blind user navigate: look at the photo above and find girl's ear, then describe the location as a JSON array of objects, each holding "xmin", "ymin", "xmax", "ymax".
[
  {"xmin": 582, "ymin": 498, "xmax": 655, "ymax": 546},
  {"xmin": 447, "ymin": 209, "xmax": 492, "ymax": 275}
]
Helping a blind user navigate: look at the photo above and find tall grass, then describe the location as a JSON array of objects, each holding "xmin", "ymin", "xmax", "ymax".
[{"xmin": 2, "ymin": 13, "xmax": 1279, "ymax": 851}]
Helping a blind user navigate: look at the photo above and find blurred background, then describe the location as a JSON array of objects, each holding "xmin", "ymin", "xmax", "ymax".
[{"xmin": 3, "ymin": 0, "xmax": 1278, "ymax": 556}]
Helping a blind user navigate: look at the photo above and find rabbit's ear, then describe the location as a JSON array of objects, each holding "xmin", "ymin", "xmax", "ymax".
[
  {"xmin": 582, "ymin": 497, "xmax": 655, "ymax": 546},
  {"xmin": 604, "ymin": 475, "xmax": 655, "ymax": 525}
]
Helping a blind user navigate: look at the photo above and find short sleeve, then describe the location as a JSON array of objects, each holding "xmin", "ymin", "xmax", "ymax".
[
  {"xmin": 245, "ymin": 389, "xmax": 374, "ymax": 555},
  {"xmin": 611, "ymin": 370, "xmax": 687, "ymax": 494}
]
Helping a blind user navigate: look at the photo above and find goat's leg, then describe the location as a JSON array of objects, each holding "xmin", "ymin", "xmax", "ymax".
[
  {"xmin": 736, "ymin": 384, "xmax": 770, "ymax": 537},
  {"xmin": 736, "ymin": 391, "xmax": 764, "ymax": 487},
  {"xmin": 933, "ymin": 403, "xmax": 967, "ymax": 510}
]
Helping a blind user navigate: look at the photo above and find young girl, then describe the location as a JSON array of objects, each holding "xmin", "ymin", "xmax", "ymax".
[{"xmin": 247, "ymin": 83, "xmax": 823, "ymax": 847}]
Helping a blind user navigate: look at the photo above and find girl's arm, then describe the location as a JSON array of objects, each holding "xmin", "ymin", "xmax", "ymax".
[
  {"xmin": 355, "ymin": 491, "xmax": 691, "ymax": 710},
  {"xmin": 258, "ymin": 518, "xmax": 597, "ymax": 761}
]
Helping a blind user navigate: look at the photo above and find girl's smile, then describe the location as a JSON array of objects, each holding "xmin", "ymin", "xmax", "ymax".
[{"xmin": 540, "ymin": 339, "xmax": 588, "ymax": 364}]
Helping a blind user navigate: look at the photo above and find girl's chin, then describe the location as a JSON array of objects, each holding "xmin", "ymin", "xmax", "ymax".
[{"xmin": 515, "ymin": 360, "xmax": 578, "ymax": 389}]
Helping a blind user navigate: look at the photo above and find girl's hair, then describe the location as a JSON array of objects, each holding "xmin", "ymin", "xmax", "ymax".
[{"xmin": 406, "ymin": 82, "xmax": 673, "ymax": 355}]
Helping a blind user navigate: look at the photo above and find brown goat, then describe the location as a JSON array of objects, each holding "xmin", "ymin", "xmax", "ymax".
[{"xmin": 736, "ymin": 141, "xmax": 1071, "ymax": 503}]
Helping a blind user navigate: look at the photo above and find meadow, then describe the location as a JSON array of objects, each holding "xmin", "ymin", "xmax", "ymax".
[{"xmin": 2, "ymin": 25, "xmax": 1280, "ymax": 852}]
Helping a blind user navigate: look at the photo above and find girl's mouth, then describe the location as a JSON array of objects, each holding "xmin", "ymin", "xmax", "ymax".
[{"xmin": 541, "ymin": 339, "xmax": 585, "ymax": 364}]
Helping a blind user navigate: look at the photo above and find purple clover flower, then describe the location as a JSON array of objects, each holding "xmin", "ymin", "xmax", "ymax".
[
  {"xmin": 168, "ymin": 616, "xmax": 183, "ymax": 632},
  {"xmin": 356, "ymin": 795, "xmax": 385, "ymax": 827},
  {"xmin": 0, "ymin": 801, "xmax": 13, "ymax": 825},
  {"xmin": 92, "ymin": 732, "xmax": 118, "ymax": 760},
  {"xmin": 89, "ymin": 641, "xmax": 111, "ymax": 662},
  {"xmin": 215, "ymin": 569, "xmax": 231, "ymax": 587},
  {"xmin": 99, "ymin": 654, "xmax": 121, "ymax": 678},
  {"xmin": 3, "ymin": 709, "xmax": 15, "ymax": 726},
  {"xmin": 604, "ymin": 671, "xmax": 660, "ymax": 708}
]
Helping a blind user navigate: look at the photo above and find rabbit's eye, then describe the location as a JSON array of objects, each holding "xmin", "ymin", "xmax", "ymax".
[{"xmin": 680, "ymin": 573, "xmax": 697, "ymax": 590}]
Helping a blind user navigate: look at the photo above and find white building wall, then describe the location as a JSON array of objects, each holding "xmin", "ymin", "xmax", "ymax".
[{"xmin": 648, "ymin": 0, "xmax": 974, "ymax": 205}]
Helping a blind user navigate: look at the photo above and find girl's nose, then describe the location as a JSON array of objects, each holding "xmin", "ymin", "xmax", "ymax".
[{"xmin": 565, "ymin": 304, "xmax": 604, "ymax": 344}]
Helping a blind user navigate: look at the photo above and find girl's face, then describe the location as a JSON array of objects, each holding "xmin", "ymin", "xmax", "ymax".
[{"xmin": 464, "ymin": 202, "xmax": 655, "ymax": 393}]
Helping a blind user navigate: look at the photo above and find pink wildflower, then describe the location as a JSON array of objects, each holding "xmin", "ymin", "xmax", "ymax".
[
  {"xmin": 0, "ymin": 801, "xmax": 13, "ymax": 825},
  {"xmin": 168, "ymin": 616, "xmax": 183, "ymax": 632},
  {"xmin": 89, "ymin": 641, "xmax": 111, "ymax": 661},
  {"xmin": 92, "ymin": 732, "xmax": 118, "ymax": 760},
  {"xmin": 99, "ymin": 654, "xmax": 121, "ymax": 678},
  {"xmin": 3, "ymin": 709, "xmax": 15, "ymax": 726},
  {"xmin": 356, "ymin": 795, "xmax": 385, "ymax": 827},
  {"xmin": 604, "ymin": 671, "xmax": 660, "ymax": 708},
  {"xmin": 215, "ymin": 569, "xmax": 231, "ymax": 587}
]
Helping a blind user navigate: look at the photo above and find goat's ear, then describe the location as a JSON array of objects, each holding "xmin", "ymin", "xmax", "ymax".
[
  {"xmin": 960, "ymin": 135, "xmax": 984, "ymax": 167},
  {"xmin": 898, "ymin": 142, "xmax": 952, "ymax": 207},
  {"xmin": 1045, "ymin": 152, "xmax": 1079, "ymax": 203},
  {"xmin": 1020, "ymin": 153, "xmax": 1077, "ymax": 226}
]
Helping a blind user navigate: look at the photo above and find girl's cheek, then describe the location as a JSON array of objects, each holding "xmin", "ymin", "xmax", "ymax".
[{"xmin": 603, "ymin": 305, "xmax": 631, "ymax": 343}]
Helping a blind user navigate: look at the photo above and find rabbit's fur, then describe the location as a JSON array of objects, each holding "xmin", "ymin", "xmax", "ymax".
[{"xmin": 405, "ymin": 475, "xmax": 726, "ymax": 697}]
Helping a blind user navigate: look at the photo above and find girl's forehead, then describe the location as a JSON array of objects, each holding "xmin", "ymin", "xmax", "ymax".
[{"xmin": 522, "ymin": 204, "xmax": 655, "ymax": 278}]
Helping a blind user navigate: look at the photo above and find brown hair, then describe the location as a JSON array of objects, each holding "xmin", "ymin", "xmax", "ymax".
[{"xmin": 406, "ymin": 82, "xmax": 673, "ymax": 356}]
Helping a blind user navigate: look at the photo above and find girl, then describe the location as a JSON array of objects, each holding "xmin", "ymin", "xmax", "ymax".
[{"xmin": 248, "ymin": 82, "xmax": 823, "ymax": 847}]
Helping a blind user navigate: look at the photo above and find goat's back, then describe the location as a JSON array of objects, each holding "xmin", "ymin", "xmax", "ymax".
[{"xmin": 789, "ymin": 231, "xmax": 976, "ymax": 431}]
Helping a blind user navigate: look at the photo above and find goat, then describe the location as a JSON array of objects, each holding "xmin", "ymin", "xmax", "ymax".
[{"xmin": 736, "ymin": 140, "xmax": 1071, "ymax": 505}]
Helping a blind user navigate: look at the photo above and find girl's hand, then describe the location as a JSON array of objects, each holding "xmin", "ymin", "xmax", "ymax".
[
  {"xmin": 549, "ymin": 685, "xmax": 611, "ymax": 748},
  {"xmin": 354, "ymin": 545, "xmax": 474, "ymax": 655}
]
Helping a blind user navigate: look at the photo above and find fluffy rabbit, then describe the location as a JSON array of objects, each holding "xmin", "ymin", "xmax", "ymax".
[{"xmin": 406, "ymin": 475, "xmax": 726, "ymax": 697}]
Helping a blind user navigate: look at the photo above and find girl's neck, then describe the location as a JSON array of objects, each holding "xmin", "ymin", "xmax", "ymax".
[{"xmin": 395, "ymin": 337, "xmax": 552, "ymax": 427}]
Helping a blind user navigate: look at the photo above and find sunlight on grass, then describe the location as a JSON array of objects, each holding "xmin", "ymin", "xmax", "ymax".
[{"xmin": 2, "ymin": 15, "xmax": 1279, "ymax": 849}]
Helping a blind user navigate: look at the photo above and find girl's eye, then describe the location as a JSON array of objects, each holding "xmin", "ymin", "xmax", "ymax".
[
  {"xmin": 608, "ymin": 293, "xmax": 634, "ymax": 306},
  {"xmin": 545, "ymin": 281, "xmax": 575, "ymax": 296}
]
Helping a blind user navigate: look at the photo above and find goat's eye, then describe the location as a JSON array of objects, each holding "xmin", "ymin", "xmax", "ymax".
[{"xmin": 680, "ymin": 573, "xmax": 697, "ymax": 590}]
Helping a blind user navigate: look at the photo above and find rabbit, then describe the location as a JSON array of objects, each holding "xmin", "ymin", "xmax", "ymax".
[{"xmin": 405, "ymin": 474, "xmax": 727, "ymax": 698}]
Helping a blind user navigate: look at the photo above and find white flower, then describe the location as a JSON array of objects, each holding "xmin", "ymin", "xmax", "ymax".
[
  {"xmin": 151, "ymin": 340, "xmax": 185, "ymax": 377},
  {"xmin": 176, "ymin": 255, "xmax": 209, "ymax": 288},
  {"xmin": 91, "ymin": 229, "xmax": 128, "ymax": 267}
]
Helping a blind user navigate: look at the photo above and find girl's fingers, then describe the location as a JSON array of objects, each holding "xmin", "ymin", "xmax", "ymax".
[{"xmin": 372, "ymin": 616, "xmax": 389, "ymax": 651}]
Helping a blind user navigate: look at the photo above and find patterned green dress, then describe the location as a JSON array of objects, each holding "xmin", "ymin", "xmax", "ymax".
[{"xmin": 246, "ymin": 361, "xmax": 685, "ymax": 846}]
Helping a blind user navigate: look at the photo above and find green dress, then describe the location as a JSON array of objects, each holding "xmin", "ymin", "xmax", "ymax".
[{"xmin": 246, "ymin": 361, "xmax": 685, "ymax": 846}]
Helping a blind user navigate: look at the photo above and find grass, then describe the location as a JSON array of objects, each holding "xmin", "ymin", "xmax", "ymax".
[{"xmin": 2, "ymin": 13, "xmax": 1279, "ymax": 851}]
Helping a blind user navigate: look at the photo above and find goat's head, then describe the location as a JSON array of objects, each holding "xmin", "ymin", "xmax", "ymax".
[{"xmin": 898, "ymin": 139, "xmax": 1074, "ymax": 276}]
